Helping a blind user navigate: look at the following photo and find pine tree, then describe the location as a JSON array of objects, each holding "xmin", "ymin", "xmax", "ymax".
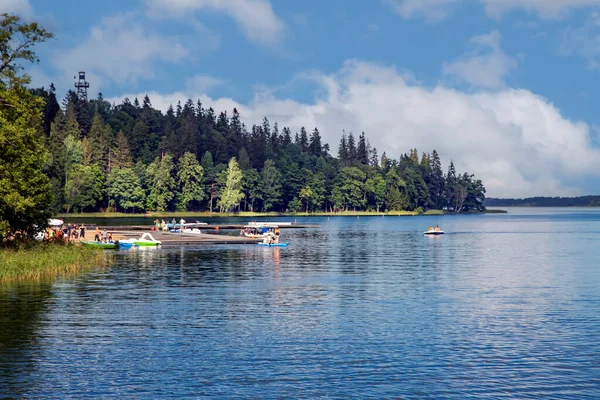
[
  {"xmin": 347, "ymin": 132, "xmax": 356, "ymax": 163},
  {"xmin": 112, "ymin": 131, "xmax": 133, "ymax": 169},
  {"xmin": 338, "ymin": 132, "xmax": 348, "ymax": 161},
  {"xmin": 299, "ymin": 126, "xmax": 309, "ymax": 153},
  {"xmin": 309, "ymin": 127, "xmax": 322, "ymax": 156},
  {"xmin": 357, "ymin": 132, "xmax": 368, "ymax": 165},
  {"xmin": 260, "ymin": 159, "xmax": 282, "ymax": 211},
  {"xmin": 88, "ymin": 113, "xmax": 113, "ymax": 172}
]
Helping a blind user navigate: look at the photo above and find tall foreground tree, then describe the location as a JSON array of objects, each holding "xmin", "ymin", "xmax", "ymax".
[
  {"xmin": 146, "ymin": 154, "xmax": 176, "ymax": 211},
  {"xmin": 0, "ymin": 14, "xmax": 53, "ymax": 240},
  {"xmin": 218, "ymin": 157, "xmax": 244, "ymax": 212},
  {"xmin": 176, "ymin": 152, "xmax": 204, "ymax": 211}
]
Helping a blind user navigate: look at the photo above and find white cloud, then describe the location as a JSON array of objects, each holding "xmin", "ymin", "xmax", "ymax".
[
  {"xmin": 145, "ymin": 0, "xmax": 285, "ymax": 46},
  {"xmin": 0, "ymin": 0, "xmax": 32, "ymax": 18},
  {"xmin": 443, "ymin": 31, "xmax": 517, "ymax": 89},
  {"xmin": 387, "ymin": 0, "xmax": 600, "ymax": 20},
  {"xmin": 107, "ymin": 60, "xmax": 600, "ymax": 197},
  {"xmin": 385, "ymin": 0, "xmax": 460, "ymax": 22},
  {"xmin": 481, "ymin": 0, "xmax": 600, "ymax": 19},
  {"xmin": 560, "ymin": 12, "xmax": 600, "ymax": 69},
  {"xmin": 52, "ymin": 13, "xmax": 188, "ymax": 90},
  {"xmin": 185, "ymin": 74, "xmax": 223, "ymax": 94}
]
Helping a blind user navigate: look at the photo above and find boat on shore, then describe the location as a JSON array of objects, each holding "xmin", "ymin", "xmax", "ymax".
[
  {"xmin": 119, "ymin": 233, "xmax": 162, "ymax": 247},
  {"xmin": 81, "ymin": 240, "xmax": 118, "ymax": 249}
]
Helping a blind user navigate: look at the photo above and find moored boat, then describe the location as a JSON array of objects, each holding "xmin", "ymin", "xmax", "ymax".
[
  {"xmin": 81, "ymin": 240, "xmax": 118, "ymax": 249},
  {"xmin": 119, "ymin": 233, "xmax": 162, "ymax": 247}
]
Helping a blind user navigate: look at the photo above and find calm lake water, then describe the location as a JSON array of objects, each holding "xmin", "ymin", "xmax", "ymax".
[{"xmin": 2, "ymin": 208, "xmax": 600, "ymax": 398}]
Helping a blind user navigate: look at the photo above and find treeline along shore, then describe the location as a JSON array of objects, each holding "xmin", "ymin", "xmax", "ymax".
[
  {"xmin": 485, "ymin": 196, "xmax": 600, "ymax": 207},
  {"xmin": 0, "ymin": 13, "xmax": 486, "ymax": 280},
  {"xmin": 40, "ymin": 88, "xmax": 486, "ymax": 217}
]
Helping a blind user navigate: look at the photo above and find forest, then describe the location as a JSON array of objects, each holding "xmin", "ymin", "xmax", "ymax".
[
  {"xmin": 1, "ymin": 13, "xmax": 485, "ymax": 223},
  {"xmin": 33, "ymin": 85, "xmax": 487, "ymax": 214}
]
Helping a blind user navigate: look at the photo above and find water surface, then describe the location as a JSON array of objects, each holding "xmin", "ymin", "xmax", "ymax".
[{"xmin": 2, "ymin": 208, "xmax": 600, "ymax": 398}]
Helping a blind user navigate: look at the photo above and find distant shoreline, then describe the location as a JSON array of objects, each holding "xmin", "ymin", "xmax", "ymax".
[
  {"xmin": 485, "ymin": 196, "xmax": 600, "ymax": 207},
  {"xmin": 56, "ymin": 209, "xmax": 506, "ymax": 219}
]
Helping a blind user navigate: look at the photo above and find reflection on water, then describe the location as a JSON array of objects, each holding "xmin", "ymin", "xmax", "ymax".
[{"xmin": 2, "ymin": 209, "xmax": 600, "ymax": 398}]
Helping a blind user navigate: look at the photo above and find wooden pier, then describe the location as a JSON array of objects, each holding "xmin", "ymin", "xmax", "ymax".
[
  {"xmin": 112, "ymin": 230, "xmax": 264, "ymax": 246},
  {"xmin": 98, "ymin": 224, "xmax": 318, "ymax": 232}
]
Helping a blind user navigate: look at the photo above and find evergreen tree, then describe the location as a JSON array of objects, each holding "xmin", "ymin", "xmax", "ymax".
[
  {"xmin": 88, "ymin": 113, "xmax": 113, "ymax": 172},
  {"xmin": 260, "ymin": 159, "xmax": 282, "ymax": 211},
  {"xmin": 242, "ymin": 168, "xmax": 261, "ymax": 211},
  {"xmin": 299, "ymin": 126, "xmax": 309, "ymax": 153},
  {"xmin": 347, "ymin": 132, "xmax": 357, "ymax": 163},
  {"xmin": 309, "ymin": 127, "xmax": 322, "ymax": 156},
  {"xmin": 238, "ymin": 147, "xmax": 250, "ymax": 170},
  {"xmin": 357, "ymin": 132, "xmax": 368, "ymax": 165},
  {"xmin": 112, "ymin": 131, "xmax": 133, "ymax": 169},
  {"xmin": 429, "ymin": 150, "xmax": 445, "ymax": 209},
  {"xmin": 338, "ymin": 132, "xmax": 348, "ymax": 162}
]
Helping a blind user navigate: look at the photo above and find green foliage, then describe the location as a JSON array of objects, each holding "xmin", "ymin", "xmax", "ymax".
[
  {"xmin": 146, "ymin": 154, "xmax": 176, "ymax": 211},
  {"xmin": 11, "ymin": 12, "xmax": 487, "ymax": 217},
  {"xmin": 217, "ymin": 157, "xmax": 244, "ymax": 212},
  {"xmin": 107, "ymin": 167, "xmax": 145, "ymax": 212},
  {"xmin": 299, "ymin": 185, "xmax": 313, "ymax": 212},
  {"xmin": 0, "ymin": 243, "xmax": 102, "ymax": 282},
  {"xmin": 176, "ymin": 152, "xmax": 204, "ymax": 211},
  {"xmin": 260, "ymin": 159, "xmax": 281, "ymax": 211},
  {"xmin": 0, "ymin": 14, "xmax": 54, "ymax": 241},
  {"xmin": 63, "ymin": 164, "xmax": 104, "ymax": 213},
  {"xmin": 242, "ymin": 168, "xmax": 261, "ymax": 211}
]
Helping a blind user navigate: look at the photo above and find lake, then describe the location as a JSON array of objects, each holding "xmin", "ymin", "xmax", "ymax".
[{"xmin": 2, "ymin": 208, "xmax": 600, "ymax": 398}]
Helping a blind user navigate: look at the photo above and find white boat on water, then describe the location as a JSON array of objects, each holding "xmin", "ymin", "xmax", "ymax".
[{"xmin": 241, "ymin": 224, "xmax": 282, "ymax": 239}]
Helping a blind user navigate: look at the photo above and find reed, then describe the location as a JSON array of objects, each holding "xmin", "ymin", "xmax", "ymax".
[{"xmin": 0, "ymin": 244, "xmax": 105, "ymax": 283}]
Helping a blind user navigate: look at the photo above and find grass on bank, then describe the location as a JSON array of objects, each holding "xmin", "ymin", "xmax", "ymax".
[
  {"xmin": 0, "ymin": 243, "xmax": 105, "ymax": 283},
  {"xmin": 56, "ymin": 209, "xmax": 451, "ymax": 218}
]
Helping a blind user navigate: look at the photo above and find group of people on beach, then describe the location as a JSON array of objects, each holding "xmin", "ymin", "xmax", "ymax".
[
  {"xmin": 43, "ymin": 224, "xmax": 86, "ymax": 242},
  {"xmin": 42, "ymin": 224, "xmax": 116, "ymax": 244}
]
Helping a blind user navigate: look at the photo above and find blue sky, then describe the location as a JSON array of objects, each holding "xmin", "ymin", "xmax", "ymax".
[{"xmin": 3, "ymin": 0, "xmax": 600, "ymax": 197}]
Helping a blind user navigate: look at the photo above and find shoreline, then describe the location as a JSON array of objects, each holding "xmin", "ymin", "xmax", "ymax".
[
  {"xmin": 0, "ymin": 244, "xmax": 106, "ymax": 283},
  {"xmin": 56, "ymin": 209, "xmax": 506, "ymax": 219}
]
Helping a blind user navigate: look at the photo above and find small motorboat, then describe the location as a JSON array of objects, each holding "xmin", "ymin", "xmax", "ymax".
[
  {"xmin": 257, "ymin": 242, "xmax": 289, "ymax": 247},
  {"xmin": 424, "ymin": 230, "xmax": 444, "ymax": 235}
]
